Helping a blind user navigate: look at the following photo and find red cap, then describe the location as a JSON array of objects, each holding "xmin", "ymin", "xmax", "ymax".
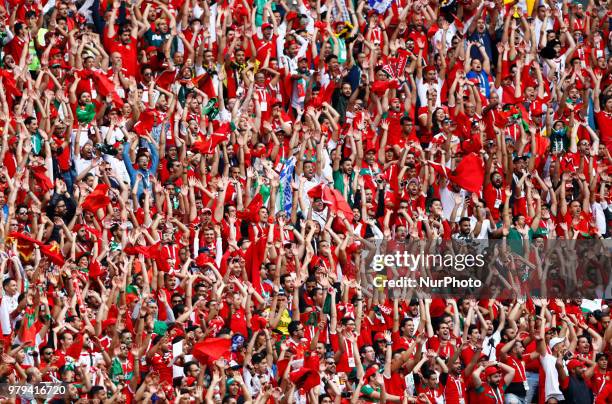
[
  {"xmin": 146, "ymin": 46, "xmax": 158, "ymax": 54},
  {"xmin": 261, "ymin": 22, "xmax": 272, "ymax": 30},
  {"xmin": 424, "ymin": 65, "xmax": 437, "ymax": 73},
  {"xmin": 363, "ymin": 366, "xmax": 379, "ymax": 381},
  {"xmin": 373, "ymin": 332, "xmax": 385, "ymax": 341},
  {"xmin": 567, "ymin": 359, "xmax": 585, "ymax": 372},
  {"xmin": 484, "ymin": 366, "xmax": 501, "ymax": 378}
]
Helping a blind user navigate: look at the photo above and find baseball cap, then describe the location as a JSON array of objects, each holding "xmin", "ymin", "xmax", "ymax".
[
  {"xmin": 549, "ymin": 337, "xmax": 565, "ymax": 350},
  {"xmin": 567, "ymin": 359, "xmax": 584, "ymax": 372},
  {"xmin": 261, "ymin": 22, "xmax": 272, "ymax": 30},
  {"xmin": 484, "ymin": 366, "xmax": 501, "ymax": 378}
]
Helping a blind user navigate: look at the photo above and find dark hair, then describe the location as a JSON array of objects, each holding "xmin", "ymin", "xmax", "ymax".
[
  {"xmin": 252, "ymin": 352, "xmax": 266, "ymax": 364},
  {"xmin": 90, "ymin": 386, "xmax": 106, "ymax": 397},
  {"xmin": 459, "ymin": 217, "xmax": 471, "ymax": 226},
  {"xmin": 183, "ymin": 361, "xmax": 199, "ymax": 373},
  {"xmin": 400, "ymin": 116, "xmax": 413, "ymax": 125},
  {"xmin": 288, "ymin": 320, "xmax": 302, "ymax": 336},
  {"xmin": 324, "ymin": 54, "xmax": 338, "ymax": 64},
  {"xmin": 400, "ymin": 318, "xmax": 414, "ymax": 330}
]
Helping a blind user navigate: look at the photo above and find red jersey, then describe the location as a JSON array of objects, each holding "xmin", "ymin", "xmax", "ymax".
[{"xmin": 149, "ymin": 351, "xmax": 173, "ymax": 385}]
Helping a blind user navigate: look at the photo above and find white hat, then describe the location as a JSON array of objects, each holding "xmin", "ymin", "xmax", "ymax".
[{"xmin": 549, "ymin": 337, "xmax": 565, "ymax": 351}]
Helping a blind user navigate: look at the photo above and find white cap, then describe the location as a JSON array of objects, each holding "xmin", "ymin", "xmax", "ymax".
[{"xmin": 549, "ymin": 337, "xmax": 565, "ymax": 351}]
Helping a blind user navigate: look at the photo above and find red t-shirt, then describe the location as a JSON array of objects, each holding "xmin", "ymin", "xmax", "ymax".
[
  {"xmin": 149, "ymin": 352, "xmax": 173, "ymax": 385},
  {"xmin": 229, "ymin": 307, "xmax": 248, "ymax": 336},
  {"xmin": 106, "ymin": 36, "xmax": 139, "ymax": 78}
]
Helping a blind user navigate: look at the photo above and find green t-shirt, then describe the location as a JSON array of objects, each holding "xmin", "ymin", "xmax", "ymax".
[
  {"xmin": 507, "ymin": 227, "xmax": 533, "ymax": 255},
  {"xmin": 332, "ymin": 170, "xmax": 354, "ymax": 203},
  {"xmin": 360, "ymin": 384, "xmax": 379, "ymax": 402},
  {"xmin": 110, "ymin": 357, "xmax": 134, "ymax": 384}
]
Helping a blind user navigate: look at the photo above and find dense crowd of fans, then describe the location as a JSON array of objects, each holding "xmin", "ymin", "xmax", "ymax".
[{"xmin": 0, "ymin": 0, "xmax": 611, "ymax": 402}]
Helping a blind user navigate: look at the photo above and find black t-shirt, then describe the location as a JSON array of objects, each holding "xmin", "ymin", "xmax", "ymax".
[{"xmin": 562, "ymin": 376, "xmax": 594, "ymax": 404}]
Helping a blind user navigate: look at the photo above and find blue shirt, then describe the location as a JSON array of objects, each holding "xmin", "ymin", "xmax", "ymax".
[
  {"xmin": 466, "ymin": 70, "xmax": 492, "ymax": 98},
  {"xmin": 123, "ymin": 140, "xmax": 159, "ymax": 199}
]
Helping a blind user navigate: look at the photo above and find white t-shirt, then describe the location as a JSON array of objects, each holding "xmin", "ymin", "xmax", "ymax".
[
  {"xmin": 104, "ymin": 155, "xmax": 131, "ymax": 184},
  {"xmin": 301, "ymin": 175, "xmax": 323, "ymax": 212},
  {"xmin": 416, "ymin": 77, "xmax": 443, "ymax": 107},
  {"xmin": 0, "ymin": 291, "xmax": 19, "ymax": 334},
  {"xmin": 74, "ymin": 156, "xmax": 98, "ymax": 177},
  {"xmin": 440, "ymin": 187, "xmax": 468, "ymax": 222},
  {"xmin": 540, "ymin": 353, "xmax": 565, "ymax": 402},
  {"xmin": 482, "ymin": 330, "xmax": 501, "ymax": 361}
]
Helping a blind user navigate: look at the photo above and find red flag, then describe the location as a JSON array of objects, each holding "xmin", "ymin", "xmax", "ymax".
[
  {"xmin": 428, "ymin": 160, "xmax": 452, "ymax": 180},
  {"xmin": 395, "ymin": 49, "xmax": 410, "ymax": 78},
  {"xmin": 429, "ymin": 154, "xmax": 484, "ymax": 193},
  {"xmin": 237, "ymin": 193, "xmax": 263, "ymax": 222},
  {"xmin": 7, "ymin": 232, "xmax": 44, "ymax": 262},
  {"xmin": 193, "ymin": 74, "xmax": 216, "ymax": 98},
  {"xmin": 124, "ymin": 244, "xmax": 158, "ymax": 258},
  {"xmin": 133, "ymin": 108, "xmax": 160, "ymax": 136},
  {"xmin": 192, "ymin": 131, "xmax": 229, "ymax": 155},
  {"xmin": 40, "ymin": 243, "xmax": 65, "ymax": 266},
  {"xmin": 277, "ymin": 356, "xmax": 321, "ymax": 393},
  {"xmin": 449, "ymin": 153, "xmax": 485, "ymax": 193},
  {"xmin": 329, "ymin": 189, "xmax": 355, "ymax": 222},
  {"xmin": 155, "ymin": 69, "xmax": 178, "ymax": 90},
  {"xmin": 8, "ymin": 232, "xmax": 44, "ymax": 247},
  {"xmin": 30, "ymin": 166, "xmax": 53, "ymax": 192},
  {"xmin": 311, "ymin": 82, "xmax": 336, "ymax": 108},
  {"xmin": 306, "ymin": 184, "xmax": 325, "ymax": 200},
  {"xmin": 307, "ymin": 185, "xmax": 354, "ymax": 221},
  {"xmin": 88, "ymin": 260, "xmax": 106, "ymax": 279},
  {"xmin": 370, "ymin": 79, "xmax": 399, "ymax": 97},
  {"xmin": 77, "ymin": 70, "xmax": 124, "ymax": 107},
  {"xmin": 0, "ymin": 70, "xmax": 22, "ymax": 107},
  {"xmin": 92, "ymin": 71, "xmax": 124, "ymax": 107},
  {"xmin": 65, "ymin": 335, "xmax": 84, "ymax": 361},
  {"xmin": 82, "ymin": 183, "xmax": 111, "ymax": 213},
  {"xmin": 192, "ymin": 338, "xmax": 231, "ymax": 365},
  {"xmin": 245, "ymin": 237, "xmax": 267, "ymax": 294}
]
